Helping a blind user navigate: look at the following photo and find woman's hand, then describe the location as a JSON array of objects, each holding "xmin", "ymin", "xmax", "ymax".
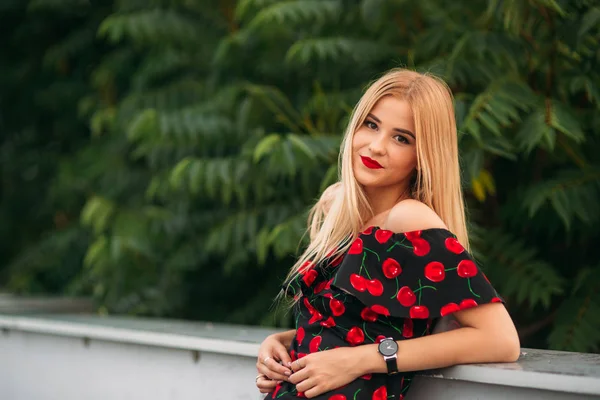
[
  {"xmin": 288, "ymin": 347, "xmax": 364, "ymax": 398},
  {"xmin": 256, "ymin": 331, "xmax": 294, "ymax": 394}
]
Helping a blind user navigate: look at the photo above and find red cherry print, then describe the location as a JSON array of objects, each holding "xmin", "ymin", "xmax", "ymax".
[
  {"xmin": 360, "ymin": 307, "xmax": 378, "ymax": 322},
  {"xmin": 360, "ymin": 373, "xmax": 372, "ymax": 380},
  {"xmin": 412, "ymin": 238, "xmax": 430, "ymax": 256},
  {"xmin": 397, "ymin": 286, "xmax": 416, "ymax": 307},
  {"xmin": 329, "ymin": 297, "xmax": 345, "ymax": 316},
  {"xmin": 366, "ymin": 278, "xmax": 384, "ymax": 296},
  {"xmin": 328, "ymin": 395, "xmax": 346, "ymax": 400},
  {"xmin": 314, "ymin": 280, "xmax": 327, "ymax": 294},
  {"xmin": 308, "ymin": 311, "xmax": 323, "ymax": 324},
  {"xmin": 320, "ymin": 316, "xmax": 336, "ymax": 327},
  {"xmin": 370, "ymin": 304, "xmax": 390, "ymax": 316},
  {"xmin": 362, "ymin": 226, "xmax": 374, "ymax": 235},
  {"xmin": 491, "ymin": 297, "xmax": 503, "ymax": 303},
  {"xmin": 297, "ymin": 392, "xmax": 306, "ymax": 398},
  {"xmin": 349, "ymin": 238, "xmax": 363, "ymax": 254},
  {"xmin": 372, "ymin": 385, "xmax": 387, "ymax": 400},
  {"xmin": 382, "ymin": 258, "xmax": 402, "ymax": 279},
  {"xmin": 350, "ymin": 273, "xmax": 367, "ymax": 292},
  {"xmin": 272, "ymin": 382, "xmax": 282, "ymax": 397},
  {"xmin": 302, "ymin": 268, "xmax": 318, "ymax": 287},
  {"xmin": 404, "ymin": 230, "xmax": 421, "ymax": 240},
  {"xmin": 323, "ymin": 292, "xmax": 334, "ymax": 299},
  {"xmin": 375, "ymin": 335, "xmax": 386, "ymax": 343},
  {"xmin": 424, "ymin": 261, "xmax": 446, "ymax": 282},
  {"xmin": 309, "ymin": 335, "xmax": 322, "ymax": 353},
  {"xmin": 402, "ymin": 318, "xmax": 414, "ymax": 338},
  {"xmin": 440, "ymin": 302, "xmax": 461, "ymax": 316},
  {"xmin": 325, "ymin": 278, "xmax": 333, "ymax": 289},
  {"xmin": 457, "ymin": 259, "xmax": 478, "ymax": 278},
  {"xmin": 375, "ymin": 229, "xmax": 394, "ymax": 244},
  {"xmin": 297, "ymin": 352, "xmax": 307, "ymax": 359},
  {"xmin": 345, "ymin": 326, "xmax": 365, "ymax": 346},
  {"xmin": 303, "ymin": 297, "xmax": 316, "ymax": 314},
  {"xmin": 410, "ymin": 305, "xmax": 430, "ymax": 318},
  {"xmin": 460, "ymin": 299, "xmax": 478, "ymax": 310},
  {"xmin": 296, "ymin": 327, "xmax": 305, "ymax": 345},
  {"xmin": 300, "ymin": 260, "xmax": 315, "ymax": 273},
  {"xmin": 290, "ymin": 350, "xmax": 297, "ymax": 361},
  {"xmin": 445, "ymin": 237, "xmax": 465, "ymax": 254},
  {"xmin": 331, "ymin": 254, "xmax": 344, "ymax": 267}
]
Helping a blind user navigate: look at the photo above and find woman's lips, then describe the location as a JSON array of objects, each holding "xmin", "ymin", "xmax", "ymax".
[{"xmin": 360, "ymin": 156, "xmax": 383, "ymax": 169}]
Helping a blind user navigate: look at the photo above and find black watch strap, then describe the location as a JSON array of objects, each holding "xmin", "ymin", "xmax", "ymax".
[{"xmin": 384, "ymin": 355, "xmax": 399, "ymax": 374}]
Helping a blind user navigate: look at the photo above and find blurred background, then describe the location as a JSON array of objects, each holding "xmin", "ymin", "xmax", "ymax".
[{"xmin": 0, "ymin": 0, "xmax": 599, "ymax": 354}]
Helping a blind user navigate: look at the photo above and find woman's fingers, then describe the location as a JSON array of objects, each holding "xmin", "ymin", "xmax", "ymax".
[
  {"xmin": 262, "ymin": 355, "xmax": 292, "ymax": 378},
  {"xmin": 295, "ymin": 377, "xmax": 317, "ymax": 394},
  {"xmin": 288, "ymin": 364, "xmax": 310, "ymax": 385},
  {"xmin": 290, "ymin": 357, "xmax": 307, "ymax": 373},
  {"xmin": 275, "ymin": 346, "xmax": 293, "ymax": 368},
  {"xmin": 256, "ymin": 375, "xmax": 279, "ymax": 393},
  {"xmin": 259, "ymin": 357, "xmax": 292, "ymax": 380},
  {"xmin": 257, "ymin": 361, "xmax": 289, "ymax": 382}
]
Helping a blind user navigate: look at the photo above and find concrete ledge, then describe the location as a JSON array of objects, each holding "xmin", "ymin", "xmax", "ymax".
[
  {"xmin": 0, "ymin": 314, "xmax": 264, "ymax": 357},
  {"xmin": 0, "ymin": 294, "xmax": 93, "ymax": 314},
  {"xmin": 1, "ymin": 314, "xmax": 599, "ymax": 399}
]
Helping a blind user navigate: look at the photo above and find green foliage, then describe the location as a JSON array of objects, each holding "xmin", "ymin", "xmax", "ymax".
[
  {"xmin": 2, "ymin": 0, "xmax": 600, "ymax": 353},
  {"xmin": 548, "ymin": 265, "xmax": 600, "ymax": 353}
]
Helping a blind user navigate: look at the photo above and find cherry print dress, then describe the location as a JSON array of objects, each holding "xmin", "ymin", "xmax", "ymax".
[{"xmin": 265, "ymin": 227, "xmax": 504, "ymax": 400}]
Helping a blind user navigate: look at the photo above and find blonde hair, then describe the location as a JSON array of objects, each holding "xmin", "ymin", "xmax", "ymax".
[{"xmin": 281, "ymin": 68, "xmax": 469, "ymax": 299}]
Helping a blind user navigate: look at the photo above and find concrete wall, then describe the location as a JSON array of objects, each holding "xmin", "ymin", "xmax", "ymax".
[{"xmin": 1, "ymin": 314, "xmax": 599, "ymax": 400}]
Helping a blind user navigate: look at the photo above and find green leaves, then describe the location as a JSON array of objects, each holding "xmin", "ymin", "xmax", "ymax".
[
  {"xmin": 460, "ymin": 79, "xmax": 536, "ymax": 143},
  {"xmin": 474, "ymin": 229, "xmax": 564, "ymax": 310},
  {"xmin": 579, "ymin": 7, "xmax": 600, "ymax": 39},
  {"xmin": 98, "ymin": 9, "xmax": 205, "ymax": 46},
  {"xmin": 548, "ymin": 265, "xmax": 600, "ymax": 352},
  {"xmin": 522, "ymin": 168, "xmax": 600, "ymax": 229},
  {"xmin": 516, "ymin": 99, "xmax": 585, "ymax": 154},
  {"xmin": 286, "ymin": 37, "xmax": 398, "ymax": 66},
  {"xmin": 81, "ymin": 196, "xmax": 116, "ymax": 235},
  {"xmin": 247, "ymin": 0, "xmax": 342, "ymax": 30}
]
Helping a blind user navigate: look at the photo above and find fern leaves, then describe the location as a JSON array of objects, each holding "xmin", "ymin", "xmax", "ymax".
[
  {"xmin": 247, "ymin": 0, "xmax": 342, "ymax": 29},
  {"xmin": 548, "ymin": 265, "xmax": 600, "ymax": 353},
  {"xmin": 475, "ymin": 229, "xmax": 564, "ymax": 310}
]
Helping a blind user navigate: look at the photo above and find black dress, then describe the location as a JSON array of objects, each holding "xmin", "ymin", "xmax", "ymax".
[{"xmin": 265, "ymin": 226, "xmax": 504, "ymax": 400}]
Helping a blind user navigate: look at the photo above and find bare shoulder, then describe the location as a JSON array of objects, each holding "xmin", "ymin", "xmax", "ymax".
[{"xmin": 383, "ymin": 199, "xmax": 448, "ymax": 233}]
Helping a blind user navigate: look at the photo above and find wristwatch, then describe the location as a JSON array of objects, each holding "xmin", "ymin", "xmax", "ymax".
[{"xmin": 377, "ymin": 337, "xmax": 399, "ymax": 375}]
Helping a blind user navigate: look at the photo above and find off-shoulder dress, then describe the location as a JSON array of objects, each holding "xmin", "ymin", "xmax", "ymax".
[{"xmin": 264, "ymin": 226, "xmax": 504, "ymax": 400}]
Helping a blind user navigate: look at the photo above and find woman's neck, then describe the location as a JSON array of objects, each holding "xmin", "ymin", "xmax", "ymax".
[
  {"xmin": 364, "ymin": 186, "xmax": 410, "ymax": 227},
  {"xmin": 363, "ymin": 184, "xmax": 412, "ymax": 221}
]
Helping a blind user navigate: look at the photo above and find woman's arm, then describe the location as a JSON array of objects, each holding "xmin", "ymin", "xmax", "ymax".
[
  {"xmin": 354, "ymin": 302, "xmax": 520, "ymax": 374},
  {"xmin": 289, "ymin": 302, "xmax": 519, "ymax": 397}
]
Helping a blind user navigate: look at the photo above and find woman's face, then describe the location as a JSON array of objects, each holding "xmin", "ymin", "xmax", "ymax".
[{"xmin": 352, "ymin": 96, "xmax": 417, "ymax": 192}]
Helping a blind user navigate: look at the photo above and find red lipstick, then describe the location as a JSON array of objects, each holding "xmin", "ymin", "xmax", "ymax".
[{"xmin": 360, "ymin": 156, "xmax": 383, "ymax": 169}]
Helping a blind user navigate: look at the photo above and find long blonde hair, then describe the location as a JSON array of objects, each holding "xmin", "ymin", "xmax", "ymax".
[{"xmin": 281, "ymin": 68, "xmax": 469, "ymax": 297}]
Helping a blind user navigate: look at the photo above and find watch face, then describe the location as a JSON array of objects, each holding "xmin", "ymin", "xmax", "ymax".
[{"xmin": 378, "ymin": 339, "xmax": 398, "ymax": 356}]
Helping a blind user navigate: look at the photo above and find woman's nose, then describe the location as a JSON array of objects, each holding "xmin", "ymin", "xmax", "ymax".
[{"xmin": 368, "ymin": 134, "xmax": 386, "ymax": 155}]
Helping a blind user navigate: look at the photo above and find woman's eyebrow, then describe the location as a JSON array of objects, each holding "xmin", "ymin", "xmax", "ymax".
[{"xmin": 367, "ymin": 113, "xmax": 415, "ymax": 139}]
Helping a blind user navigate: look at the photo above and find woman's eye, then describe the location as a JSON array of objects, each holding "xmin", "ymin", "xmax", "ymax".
[
  {"xmin": 394, "ymin": 135, "xmax": 409, "ymax": 144},
  {"xmin": 365, "ymin": 121, "xmax": 377, "ymax": 130}
]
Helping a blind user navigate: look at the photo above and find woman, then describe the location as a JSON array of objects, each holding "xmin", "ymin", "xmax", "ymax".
[{"xmin": 255, "ymin": 69, "xmax": 520, "ymax": 399}]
